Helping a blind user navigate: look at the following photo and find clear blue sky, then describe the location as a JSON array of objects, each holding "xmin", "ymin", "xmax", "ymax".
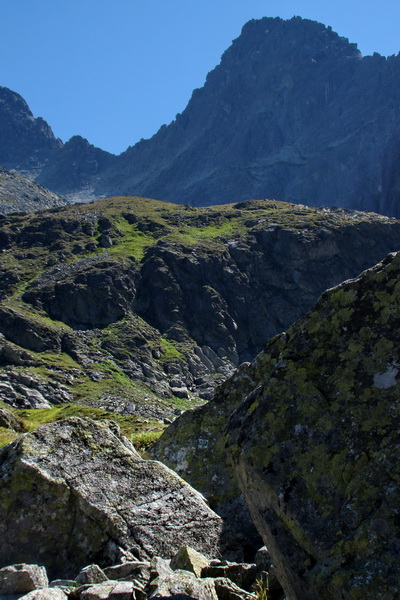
[{"xmin": 1, "ymin": 0, "xmax": 399, "ymax": 155}]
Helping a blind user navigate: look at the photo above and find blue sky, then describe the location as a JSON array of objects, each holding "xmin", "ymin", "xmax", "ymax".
[{"xmin": 1, "ymin": 0, "xmax": 399, "ymax": 155}]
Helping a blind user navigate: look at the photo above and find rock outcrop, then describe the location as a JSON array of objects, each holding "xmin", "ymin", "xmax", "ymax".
[
  {"xmin": 224, "ymin": 251, "xmax": 400, "ymax": 599},
  {"xmin": 0, "ymin": 417, "xmax": 224, "ymax": 579},
  {"xmin": 2, "ymin": 18, "xmax": 400, "ymax": 216}
]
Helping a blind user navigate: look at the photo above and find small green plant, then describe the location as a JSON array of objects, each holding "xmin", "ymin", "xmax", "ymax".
[{"xmin": 253, "ymin": 576, "xmax": 269, "ymax": 600}]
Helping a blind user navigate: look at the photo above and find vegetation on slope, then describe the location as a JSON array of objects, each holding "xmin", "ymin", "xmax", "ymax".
[{"xmin": 0, "ymin": 195, "xmax": 398, "ymax": 442}]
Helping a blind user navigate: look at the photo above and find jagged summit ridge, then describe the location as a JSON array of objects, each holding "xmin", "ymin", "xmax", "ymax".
[
  {"xmin": 0, "ymin": 86, "xmax": 62, "ymax": 173},
  {"xmin": 1, "ymin": 16, "xmax": 400, "ymax": 215}
]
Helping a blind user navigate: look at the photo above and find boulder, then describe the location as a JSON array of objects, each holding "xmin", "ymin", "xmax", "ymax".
[
  {"xmin": 212, "ymin": 578, "xmax": 255, "ymax": 600},
  {"xmin": 201, "ymin": 562, "xmax": 257, "ymax": 592},
  {"xmin": 0, "ymin": 418, "xmax": 223, "ymax": 580},
  {"xmin": 78, "ymin": 581, "xmax": 136, "ymax": 600},
  {"xmin": 75, "ymin": 565, "xmax": 108, "ymax": 585},
  {"xmin": 0, "ymin": 564, "xmax": 48, "ymax": 594},
  {"xmin": 226, "ymin": 252, "xmax": 400, "ymax": 600},
  {"xmin": 103, "ymin": 562, "xmax": 150, "ymax": 584},
  {"xmin": 170, "ymin": 546, "xmax": 209, "ymax": 578},
  {"xmin": 18, "ymin": 590, "xmax": 68, "ymax": 600},
  {"xmin": 148, "ymin": 569, "xmax": 217, "ymax": 600}
]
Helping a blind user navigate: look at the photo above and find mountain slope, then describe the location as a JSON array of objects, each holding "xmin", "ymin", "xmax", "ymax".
[{"xmin": 0, "ymin": 195, "xmax": 399, "ymax": 425}]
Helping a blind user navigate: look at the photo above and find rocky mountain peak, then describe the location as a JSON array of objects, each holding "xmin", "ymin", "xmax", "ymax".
[
  {"xmin": 1, "ymin": 17, "xmax": 400, "ymax": 215},
  {"xmin": 0, "ymin": 86, "xmax": 62, "ymax": 174},
  {"xmin": 101, "ymin": 16, "xmax": 400, "ymax": 215}
]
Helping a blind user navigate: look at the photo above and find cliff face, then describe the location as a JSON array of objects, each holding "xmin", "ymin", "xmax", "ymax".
[
  {"xmin": 0, "ymin": 196, "xmax": 399, "ymax": 419},
  {"xmin": 1, "ymin": 17, "xmax": 400, "ymax": 216}
]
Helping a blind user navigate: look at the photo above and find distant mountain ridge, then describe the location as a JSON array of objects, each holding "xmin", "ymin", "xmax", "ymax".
[{"xmin": 1, "ymin": 16, "xmax": 400, "ymax": 215}]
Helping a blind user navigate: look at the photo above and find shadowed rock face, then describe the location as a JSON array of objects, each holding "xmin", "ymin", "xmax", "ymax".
[
  {"xmin": 225, "ymin": 252, "xmax": 400, "ymax": 600},
  {"xmin": 0, "ymin": 417, "xmax": 224, "ymax": 579}
]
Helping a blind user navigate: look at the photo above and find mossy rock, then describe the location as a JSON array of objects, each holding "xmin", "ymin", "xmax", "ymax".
[{"xmin": 226, "ymin": 251, "xmax": 400, "ymax": 600}]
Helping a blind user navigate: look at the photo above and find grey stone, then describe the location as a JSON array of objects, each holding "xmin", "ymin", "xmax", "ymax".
[
  {"xmin": 103, "ymin": 562, "xmax": 150, "ymax": 584},
  {"xmin": 0, "ymin": 565, "xmax": 48, "ymax": 595},
  {"xmin": 79, "ymin": 581, "xmax": 134, "ymax": 600},
  {"xmin": 170, "ymin": 546, "xmax": 209, "ymax": 578},
  {"xmin": 0, "ymin": 418, "xmax": 223, "ymax": 580},
  {"xmin": 18, "ymin": 590, "xmax": 68, "ymax": 600},
  {"xmin": 149, "ymin": 570, "xmax": 217, "ymax": 600},
  {"xmin": 201, "ymin": 563, "xmax": 257, "ymax": 592},
  {"xmin": 75, "ymin": 566, "xmax": 108, "ymax": 585},
  {"xmin": 212, "ymin": 578, "xmax": 254, "ymax": 600},
  {"xmin": 0, "ymin": 407, "xmax": 24, "ymax": 432}
]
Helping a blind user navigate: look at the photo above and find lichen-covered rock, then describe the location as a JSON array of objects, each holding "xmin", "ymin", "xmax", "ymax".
[
  {"xmin": 226, "ymin": 251, "xmax": 400, "ymax": 600},
  {"xmin": 0, "ymin": 417, "xmax": 223, "ymax": 579}
]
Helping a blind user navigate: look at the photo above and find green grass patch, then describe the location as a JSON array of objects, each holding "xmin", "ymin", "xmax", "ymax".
[
  {"xmin": 159, "ymin": 338, "xmax": 183, "ymax": 360},
  {"xmin": 10, "ymin": 403, "xmax": 166, "ymax": 453},
  {"xmin": 0, "ymin": 427, "xmax": 19, "ymax": 447}
]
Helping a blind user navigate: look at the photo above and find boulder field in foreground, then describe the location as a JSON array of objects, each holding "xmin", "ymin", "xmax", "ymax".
[
  {"xmin": 226, "ymin": 251, "xmax": 400, "ymax": 600},
  {"xmin": 0, "ymin": 417, "xmax": 223, "ymax": 579}
]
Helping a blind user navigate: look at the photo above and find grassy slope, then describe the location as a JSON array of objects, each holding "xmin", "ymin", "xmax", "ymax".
[{"xmin": 0, "ymin": 196, "xmax": 395, "ymax": 448}]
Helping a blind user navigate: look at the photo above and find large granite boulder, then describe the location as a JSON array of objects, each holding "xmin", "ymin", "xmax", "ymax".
[
  {"xmin": 0, "ymin": 417, "xmax": 223, "ymax": 579},
  {"xmin": 225, "ymin": 251, "xmax": 400, "ymax": 600}
]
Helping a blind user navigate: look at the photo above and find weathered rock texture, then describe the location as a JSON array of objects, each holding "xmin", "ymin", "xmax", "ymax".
[
  {"xmin": 224, "ymin": 251, "xmax": 400, "ymax": 599},
  {"xmin": 0, "ymin": 417, "xmax": 223, "ymax": 579},
  {"xmin": 1, "ymin": 196, "xmax": 400, "ymax": 418},
  {"xmin": 2, "ymin": 19, "xmax": 400, "ymax": 216}
]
